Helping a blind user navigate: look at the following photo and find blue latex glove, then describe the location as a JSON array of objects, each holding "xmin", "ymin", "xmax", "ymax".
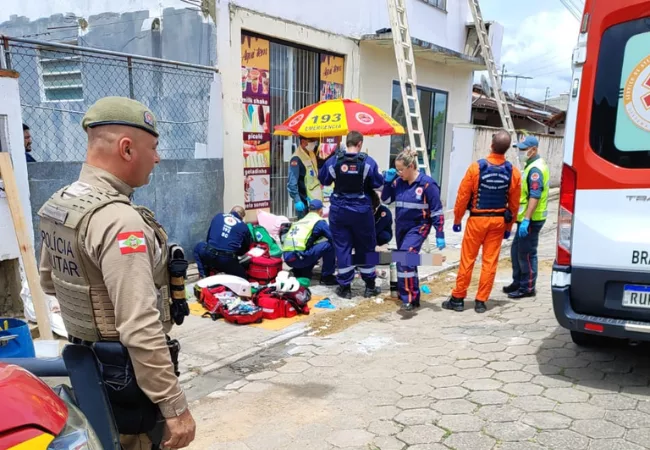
[
  {"xmin": 504, "ymin": 230, "xmax": 511, "ymax": 240},
  {"xmin": 384, "ymin": 168, "xmax": 397, "ymax": 183},
  {"xmin": 453, "ymin": 224, "xmax": 462, "ymax": 233},
  {"xmin": 436, "ymin": 238, "xmax": 446, "ymax": 250},
  {"xmin": 295, "ymin": 201, "xmax": 306, "ymax": 212},
  {"xmin": 518, "ymin": 219, "xmax": 530, "ymax": 238}
]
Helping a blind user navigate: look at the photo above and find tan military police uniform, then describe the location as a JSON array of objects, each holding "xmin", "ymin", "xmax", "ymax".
[{"xmin": 38, "ymin": 97, "xmax": 187, "ymax": 450}]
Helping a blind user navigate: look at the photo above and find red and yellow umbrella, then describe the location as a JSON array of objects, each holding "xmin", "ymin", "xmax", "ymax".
[{"xmin": 274, "ymin": 98, "xmax": 405, "ymax": 138}]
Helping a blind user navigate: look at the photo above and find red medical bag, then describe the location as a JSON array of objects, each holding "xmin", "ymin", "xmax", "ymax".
[{"xmin": 246, "ymin": 243, "xmax": 283, "ymax": 284}]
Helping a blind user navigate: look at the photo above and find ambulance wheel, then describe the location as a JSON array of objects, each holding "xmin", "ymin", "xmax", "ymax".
[{"xmin": 570, "ymin": 331, "xmax": 609, "ymax": 347}]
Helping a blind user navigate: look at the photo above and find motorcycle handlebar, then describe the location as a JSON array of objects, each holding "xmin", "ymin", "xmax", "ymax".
[{"xmin": 0, "ymin": 357, "xmax": 68, "ymax": 377}]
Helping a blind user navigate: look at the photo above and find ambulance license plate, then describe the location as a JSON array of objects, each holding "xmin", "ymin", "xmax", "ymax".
[{"xmin": 622, "ymin": 284, "xmax": 650, "ymax": 309}]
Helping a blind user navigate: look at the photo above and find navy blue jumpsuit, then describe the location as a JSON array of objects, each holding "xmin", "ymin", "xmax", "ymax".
[
  {"xmin": 318, "ymin": 151, "xmax": 384, "ymax": 286},
  {"xmin": 381, "ymin": 173, "xmax": 445, "ymax": 305}
]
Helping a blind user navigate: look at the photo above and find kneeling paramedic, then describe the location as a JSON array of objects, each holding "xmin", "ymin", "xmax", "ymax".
[
  {"xmin": 193, "ymin": 206, "xmax": 251, "ymax": 279},
  {"xmin": 381, "ymin": 148, "xmax": 446, "ymax": 311},
  {"xmin": 281, "ymin": 199, "xmax": 337, "ymax": 285},
  {"xmin": 444, "ymin": 129, "xmax": 521, "ymax": 314},
  {"xmin": 504, "ymin": 136, "xmax": 549, "ymax": 299},
  {"xmin": 38, "ymin": 96, "xmax": 195, "ymax": 450},
  {"xmin": 318, "ymin": 130, "xmax": 384, "ymax": 299}
]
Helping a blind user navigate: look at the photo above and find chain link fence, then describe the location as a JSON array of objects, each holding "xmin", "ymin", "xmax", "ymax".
[{"xmin": 1, "ymin": 36, "xmax": 217, "ymax": 161}]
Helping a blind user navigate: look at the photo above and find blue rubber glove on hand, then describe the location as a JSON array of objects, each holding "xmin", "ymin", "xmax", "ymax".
[
  {"xmin": 295, "ymin": 201, "xmax": 306, "ymax": 212},
  {"xmin": 453, "ymin": 224, "xmax": 462, "ymax": 233},
  {"xmin": 518, "ymin": 219, "xmax": 530, "ymax": 238},
  {"xmin": 504, "ymin": 230, "xmax": 511, "ymax": 240},
  {"xmin": 436, "ymin": 238, "xmax": 446, "ymax": 250},
  {"xmin": 384, "ymin": 168, "xmax": 397, "ymax": 183}
]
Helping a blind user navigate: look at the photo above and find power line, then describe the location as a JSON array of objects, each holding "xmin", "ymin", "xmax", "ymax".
[{"xmin": 559, "ymin": 0, "xmax": 581, "ymax": 20}]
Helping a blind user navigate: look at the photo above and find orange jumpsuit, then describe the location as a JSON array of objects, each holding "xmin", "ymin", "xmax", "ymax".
[{"xmin": 451, "ymin": 153, "xmax": 521, "ymax": 302}]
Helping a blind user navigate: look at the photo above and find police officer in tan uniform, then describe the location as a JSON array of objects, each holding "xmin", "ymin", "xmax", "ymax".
[{"xmin": 38, "ymin": 96, "xmax": 196, "ymax": 450}]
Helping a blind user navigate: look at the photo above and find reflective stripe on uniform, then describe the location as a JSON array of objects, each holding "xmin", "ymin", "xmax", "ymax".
[
  {"xmin": 358, "ymin": 266, "xmax": 376, "ymax": 274},
  {"xmin": 328, "ymin": 166, "xmax": 337, "ymax": 180},
  {"xmin": 431, "ymin": 209, "xmax": 444, "ymax": 217},
  {"xmin": 396, "ymin": 201, "xmax": 428, "ymax": 209},
  {"xmin": 397, "ymin": 271, "xmax": 416, "ymax": 278},
  {"xmin": 338, "ymin": 266, "xmax": 356, "ymax": 274}
]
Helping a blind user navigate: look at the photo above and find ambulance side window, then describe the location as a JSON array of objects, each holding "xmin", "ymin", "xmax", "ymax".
[{"xmin": 590, "ymin": 17, "xmax": 650, "ymax": 168}]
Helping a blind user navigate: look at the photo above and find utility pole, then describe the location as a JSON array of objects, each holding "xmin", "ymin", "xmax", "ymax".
[
  {"xmin": 500, "ymin": 64, "xmax": 506, "ymax": 86},
  {"xmin": 544, "ymin": 87, "xmax": 551, "ymax": 110}
]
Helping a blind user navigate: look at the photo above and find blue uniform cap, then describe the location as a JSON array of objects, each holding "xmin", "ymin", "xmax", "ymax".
[
  {"xmin": 515, "ymin": 136, "xmax": 539, "ymax": 149},
  {"xmin": 309, "ymin": 199, "xmax": 323, "ymax": 211}
]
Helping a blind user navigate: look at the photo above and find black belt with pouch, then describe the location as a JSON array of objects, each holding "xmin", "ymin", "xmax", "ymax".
[{"xmin": 70, "ymin": 335, "xmax": 181, "ymax": 436}]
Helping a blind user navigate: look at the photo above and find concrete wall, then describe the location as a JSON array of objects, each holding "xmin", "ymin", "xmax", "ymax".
[
  {"xmin": 446, "ymin": 124, "xmax": 564, "ymax": 209},
  {"xmin": 28, "ymin": 159, "xmax": 224, "ymax": 263},
  {"xmin": 471, "ymin": 126, "xmax": 564, "ymax": 187}
]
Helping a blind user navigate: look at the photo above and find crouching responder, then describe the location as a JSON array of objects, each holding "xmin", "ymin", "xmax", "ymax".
[
  {"xmin": 319, "ymin": 130, "xmax": 385, "ymax": 299},
  {"xmin": 38, "ymin": 96, "xmax": 195, "ymax": 450},
  {"xmin": 193, "ymin": 206, "xmax": 251, "ymax": 279},
  {"xmin": 370, "ymin": 189, "xmax": 393, "ymax": 247},
  {"xmin": 281, "ymin": 199, "xmax": 337, "ymax": 285},
  {"xmin": 444, "ymin": 129, "xmax": 521, "ymax": 314},
  {"xmin": 381, "ymin": 148, "xmax": 446, "ymax": 311}
]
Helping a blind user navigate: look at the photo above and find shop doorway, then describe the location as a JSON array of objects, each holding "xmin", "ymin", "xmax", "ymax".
[{"xmin": 269, "ymin": 42, "xmax": 319, "ymax": 217}]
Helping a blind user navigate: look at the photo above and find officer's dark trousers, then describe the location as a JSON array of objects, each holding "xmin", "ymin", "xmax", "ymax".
[
  {"xmin": 193, "ymin": 242, "xmax": 247, "ymax": 279},
  {"xmin": 395, "ymin": 224, "xmax": 427, "ymax": 305},
  {"xmin": 283, "ymin": 241, "xmax": 336, "ymax": 279},
  {"xmin": 511, "ymin": 220, "xmax": 546, "ymax": 293},
  {"xmin": 329, "ymin": 204, "xmax": 377, "ymax": 286}
]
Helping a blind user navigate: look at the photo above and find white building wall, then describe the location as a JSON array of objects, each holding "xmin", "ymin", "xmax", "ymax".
[{"xmin": 359, "ymin": 43, "xmax": 475, "ymax": 170}]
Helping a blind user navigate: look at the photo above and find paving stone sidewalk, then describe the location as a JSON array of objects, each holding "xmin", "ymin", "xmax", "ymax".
[
  {"xmin": 185, "ymin": 232, "xmax": 650, "ymax": 450},
  {"xmin": 174, "ymin": 190, "xmax": 559, "ymax": 383}
]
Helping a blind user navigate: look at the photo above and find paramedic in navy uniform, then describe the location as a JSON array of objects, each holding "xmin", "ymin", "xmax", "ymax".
[
  {"xmin": 318, "ymin": 130, "xmax": 385, "ymax": 299},
  {"xmin": 193, "ymin": 206, "xmax": 251, "ymax": 278}
]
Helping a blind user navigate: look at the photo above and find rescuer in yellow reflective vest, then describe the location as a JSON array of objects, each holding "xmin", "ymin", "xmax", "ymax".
[
  {"xmin": 288, "ymin": 136, "xmax": 324, "ymax": 219},
  {"xmin": 503, "ymin": 135, "xmax": 550, "ymax": 299},
  {"xmin": 281, "ymin": 199, "xmax": 337, "ymax": 286}
]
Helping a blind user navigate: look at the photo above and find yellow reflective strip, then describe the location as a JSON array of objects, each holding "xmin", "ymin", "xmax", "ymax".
[{"xmin": 8, "ymin": 433, "xmax": 55, "ymax": 450}]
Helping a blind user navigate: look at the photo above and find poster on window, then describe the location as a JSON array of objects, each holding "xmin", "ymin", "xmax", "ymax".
[
  {"xmin": 319, "ymin": 54, "xmax": 345, "ymax": 203},
  {"xmin": 242, "ymin": 34, "xmax": 271, "ymax": 210}
]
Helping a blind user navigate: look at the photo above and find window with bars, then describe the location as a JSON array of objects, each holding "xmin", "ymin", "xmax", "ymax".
[
  {"xmin": 269, "ymin": 41, "xmax": 320, "ymax": 217},
  {"xmin": 38, "ymin": 40, "xmax": 84, "ymax": 102}
]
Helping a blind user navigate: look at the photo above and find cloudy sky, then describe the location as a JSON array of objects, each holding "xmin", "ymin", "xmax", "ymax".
[{"xmin": 477, "ymin": 0, "xmax": 583, "ymax": 101}]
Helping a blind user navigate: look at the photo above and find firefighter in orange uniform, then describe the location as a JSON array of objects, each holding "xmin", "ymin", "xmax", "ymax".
[{"xmin": 443, "ymin": 129, "xmax": 521, "ymax": 313}]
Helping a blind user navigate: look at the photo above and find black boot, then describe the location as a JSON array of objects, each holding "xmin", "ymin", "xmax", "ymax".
[
  {"xmin": 502, "ymin": 283, "xmax": 520, "ymax": 294},
  {"xmin": 401, "ymin": 302, "xmax": 415, "ymax": 312},
  {"xmin": 364, "ymin": 282, "xmax": 382, "ymax": 298},
  {"xmin": 335, "ymin": 285, "xmax": 352, "ymax": 299},
  {"xmin": 320, "ymin": 275, "xmax": 337, "ymax": 286},
  {"xmin": 442, "ymin": 296, "xmax": 465, "ymax": 312},
  {"xmin": 474, "ymin": 300, "xmax": 487, "ymax": 313}
]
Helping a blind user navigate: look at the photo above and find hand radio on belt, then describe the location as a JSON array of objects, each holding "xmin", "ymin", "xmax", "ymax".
[{"xmin": 169, "ymin": 244, "xmax": 190, "ymax": 325}]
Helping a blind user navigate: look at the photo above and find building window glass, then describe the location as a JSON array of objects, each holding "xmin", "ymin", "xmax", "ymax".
[
  {"xmin": 38, "ymin": 40, "xmax": 84, "ymax": 102},
  {"xmin": 419, "ymin": 0, "xmax": 446, "ymax": 11},
  {"xmin": 390, "ymin": 81, "xmax": 448, "ymax": 183}
]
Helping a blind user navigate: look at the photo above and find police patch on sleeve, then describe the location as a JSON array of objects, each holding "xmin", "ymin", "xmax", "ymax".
[
  {"xmin": 291, "ymin": 160, "xmax": 298, "ymax": 167},
  {"xmin": 531, "ymin": 172, "xmax": 540, "ymax": 181},
  {"xmin": 117, "ymin": 231, "xmax": 147, "ymax": 254},
  {"xmin": 381, "ymin": 211, "xmax": 387, "ymax": 217}
]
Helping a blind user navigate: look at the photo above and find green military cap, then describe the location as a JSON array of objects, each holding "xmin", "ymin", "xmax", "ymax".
[{"xmin": 81, "ymin": 96, "xmax": 159, "ymax": 137}]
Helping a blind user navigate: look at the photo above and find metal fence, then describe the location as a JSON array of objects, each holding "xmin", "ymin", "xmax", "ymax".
[{"xmin": 1, "ymin": 36, "xmax": 217, "ymax": 161}]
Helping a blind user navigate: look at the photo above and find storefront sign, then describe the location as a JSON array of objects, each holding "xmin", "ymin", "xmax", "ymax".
[
  {"xmin": 242, "ymin": 34, "xmax": 271, "ymax": 210},
  {"xmin": 319, "ymin": 54, "xmax": 345, "ymax": 203}
]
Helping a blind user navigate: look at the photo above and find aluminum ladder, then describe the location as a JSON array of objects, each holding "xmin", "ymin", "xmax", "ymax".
[
  {"xmin": 386, "ymin": 0, "xmax": 431, "ymax": 175},
  {"xmin": 468, "ymin": 0, "xmax": 517, "ymax": 145}
]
